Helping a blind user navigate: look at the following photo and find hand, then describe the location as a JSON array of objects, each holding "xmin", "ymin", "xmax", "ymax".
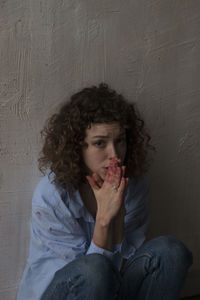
[{"xmin": 86, "ymin": 158, "xmax": 128, "ymax": 225}]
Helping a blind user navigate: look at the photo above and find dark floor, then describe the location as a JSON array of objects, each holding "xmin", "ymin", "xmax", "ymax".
[{"xmin": 182, "ymin": 296, "xmax": 200, "ymax": 300}]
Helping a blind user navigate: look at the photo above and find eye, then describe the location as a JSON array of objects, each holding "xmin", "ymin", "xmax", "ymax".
[{"xmin": 93, "ymin": 140, "xmax": 105, "ymax": 148}]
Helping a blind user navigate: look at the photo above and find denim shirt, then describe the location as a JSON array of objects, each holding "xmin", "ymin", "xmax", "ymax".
[{"xmin": 17, "ymin": 171, "xmax": 149, "ymax": 300}]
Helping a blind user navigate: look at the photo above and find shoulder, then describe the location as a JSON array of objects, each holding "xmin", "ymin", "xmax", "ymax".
[{"xmin": 32, "ymin": 171, "xmax": 68, "ymax": 210}]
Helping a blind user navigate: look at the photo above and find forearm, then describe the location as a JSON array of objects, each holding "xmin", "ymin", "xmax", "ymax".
[
  {"xmin": 93, "ymin": 208, "xmax": 125, "ymax": 251},
  {"xmin": 89, "ymin": 159, "xmax": 127, "ymax": 251},
  {"xmin": 92, "ymin": 214, "xmax": 113, "ymax": 251}
]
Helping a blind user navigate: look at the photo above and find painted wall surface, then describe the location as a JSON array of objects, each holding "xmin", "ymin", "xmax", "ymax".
[{"xmin": 0, "ymin": 1, "xmax": 200, "ymax": 298}]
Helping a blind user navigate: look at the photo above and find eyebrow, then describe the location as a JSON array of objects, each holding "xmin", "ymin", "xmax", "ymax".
[{"xmin": 91, "ymin": 132, "xmax": 126, "ymax": 139}]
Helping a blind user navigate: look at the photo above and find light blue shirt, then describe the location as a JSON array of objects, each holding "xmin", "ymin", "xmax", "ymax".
[{"xmin": 17, "ymin": 171, "xmax": 149, "ymax": 300}]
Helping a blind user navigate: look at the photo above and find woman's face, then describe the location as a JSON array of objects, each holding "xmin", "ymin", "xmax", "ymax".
[{"xmin": 82, "ymin": 122, "xmax": 127, "ymax": 180}]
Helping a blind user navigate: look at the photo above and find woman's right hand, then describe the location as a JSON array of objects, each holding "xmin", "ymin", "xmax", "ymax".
[{"xmin": 86, "ymin": 158, "xmax": 127, "ymax": 226}]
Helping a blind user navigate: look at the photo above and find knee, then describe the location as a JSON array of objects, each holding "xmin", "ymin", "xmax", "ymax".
[
  {"xmin": 152, "ymin": 235, "xmax": 193, "ymax": 268},
  {"xmin": 43, "ymin": 254, "xmax": 120, "ymax": 299},
  {"xmin": 70, "ymin": 254, "xmax": 119, "ymax": 287},
  {"xmin": 80, "ymin": 254, "xmax": 116, "ymax": 280}
]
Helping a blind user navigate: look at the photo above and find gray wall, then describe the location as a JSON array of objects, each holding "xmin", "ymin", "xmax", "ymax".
[{"xmin": 0, "ymin": 1, "xmax": 200, "ymax": 299}]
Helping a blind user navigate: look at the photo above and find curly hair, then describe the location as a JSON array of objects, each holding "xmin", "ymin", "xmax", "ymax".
[{"xmin": 38, "ymin": 83, "xmax": 155, "ymax": 189}]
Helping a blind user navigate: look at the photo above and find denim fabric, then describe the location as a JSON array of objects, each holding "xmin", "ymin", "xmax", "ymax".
[{"xmin": 41, "ymin": 235, "xmax": 193, "ymax": 300}]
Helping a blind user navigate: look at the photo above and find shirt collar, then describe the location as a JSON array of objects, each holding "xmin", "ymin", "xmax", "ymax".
[{"xmin": 47, "ymin": 169, "xmax": 95, "ymax": 223}]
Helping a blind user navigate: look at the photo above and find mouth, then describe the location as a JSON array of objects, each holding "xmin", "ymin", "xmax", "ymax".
[{"xmin": 102, "ymin": 167, "xmax": 109, "ymax": 174}]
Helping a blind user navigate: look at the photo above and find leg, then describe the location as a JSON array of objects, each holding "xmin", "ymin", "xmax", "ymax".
[
  {"xmin": 119, "ymin": 235, "xmax": 193, "ymax": 300},
  {"xmin": 41, "ymin": 253, "xmax": 121, "ymax": 300}
]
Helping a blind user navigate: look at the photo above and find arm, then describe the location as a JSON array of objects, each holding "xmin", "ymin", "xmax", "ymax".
[
  {"xmin": 87, "ymin": 159, "xmax": 128, "ymax": 251},
  {"xmin": 32, "ymin": 204, "xmax": 88, "ymax": 262},
  {"xmin": 31, "ymin": 176, "xmax": 90, "ymax": 263}
]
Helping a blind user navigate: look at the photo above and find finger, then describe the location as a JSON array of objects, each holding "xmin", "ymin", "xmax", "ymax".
[
  {"xmin": 105, "ymin": 164, "xmax": 120, "ymax": 186},
  {"xmin": 92, "ymin": 173, "xmax": 103, "ymax": 188},
  {"xmin": 105, "ymin": 163, "xmax": 122, "ymax": 188},
  {"xmin": 117, "ymin": 158, "xmax": 121, "ymax": 166},
  {"xmin": 113, "ymin": 164, "xmax": 122, "ymax": 185},
  {"xmin": 121, "ymin": 166, "xmax": 126, "ymax": 177},
  {"xmin": 86, "ymin": 176, "xmax": 100, "ymax": 191},
  {"xmin": 121, "ymin": 166, "xmax": 129, "ymax": 188},
  {"xmin": 115, "ymin": 166, "xmax": 122, "ymax": 186},
  {"xmin": 109, "ymin": 157, "xmax": 121, "ymax": 167},
  {"xmin": 104, "ymin": 168, "xmax": 113, "ymax": 185},
  {"xmin": 117, "ymin": 176, "xmax": 126, "ymax": 196},
  {"xmin": 125, "ymin": 177, "xmax": 129, "ymax": 188},
  {"xmin": 107, "ymin": 159, "xmax": 119, "ymax": 181}
]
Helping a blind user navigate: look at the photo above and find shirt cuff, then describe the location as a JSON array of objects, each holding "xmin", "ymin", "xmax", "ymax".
[
  {"xmin": 114, "ymin": 237, "xmax": 137, "ymax": 260},
  {"xmin": 86, "ymin": 240, "xmax": 115, "ymax": 260}
]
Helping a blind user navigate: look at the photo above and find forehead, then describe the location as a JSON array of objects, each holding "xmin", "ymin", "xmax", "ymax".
[{"xmin": 85, "ymin": 123, "xmax": 125, "ymax": 138}]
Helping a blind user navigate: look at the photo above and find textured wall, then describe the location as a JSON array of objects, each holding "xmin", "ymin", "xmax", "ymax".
[{"xmin": 0, "ymin": 1, "xmax": 200, "ymax": 299}]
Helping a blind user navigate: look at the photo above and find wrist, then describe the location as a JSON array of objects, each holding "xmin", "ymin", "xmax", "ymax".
[
  {"xmin": 93, "ymin": 216, "xmax": 113, "ymax": 251},
  {"xmin": 96, "ymin": 213, "xmax": 111, "ymax": 227}
]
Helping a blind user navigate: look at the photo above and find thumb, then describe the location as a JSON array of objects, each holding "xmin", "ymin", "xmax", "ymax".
[
  {"xmin": 86, "ymin": 176, "xmax": 100, "ymax": 191},
  {"xmin": 117, "ymin": 177, "xmax": 126, "ymax": 197}
]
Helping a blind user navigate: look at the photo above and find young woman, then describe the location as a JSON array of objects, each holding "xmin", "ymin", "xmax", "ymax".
[{"xmin": 17, "ymin": 83, "xmax": 193, "ymax": 300}]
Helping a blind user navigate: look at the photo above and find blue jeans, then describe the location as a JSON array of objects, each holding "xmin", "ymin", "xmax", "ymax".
[{"xmin": 41, "ymin": 236, "xmax": 193, "ymax": 300}]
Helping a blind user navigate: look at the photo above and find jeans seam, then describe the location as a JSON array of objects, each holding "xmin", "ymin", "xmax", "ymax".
[
  {"xmin": 144, "ymin": 269, "xmax": 156, "ymax": 300},
  {"xmin": 42, "ymin": 280, "xmax": 67, "ymax": 300},
  {"xmin": 125, "ymin": 251, "xmax": 153, "ymax": 271}
]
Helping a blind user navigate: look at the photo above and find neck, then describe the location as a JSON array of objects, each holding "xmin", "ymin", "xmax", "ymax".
[{"xmin": 79, "ymin": 182, "xmax": 97, "ymax": 219}]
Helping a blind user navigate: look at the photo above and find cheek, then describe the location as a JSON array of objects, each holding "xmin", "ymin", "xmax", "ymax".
[
  {"xmin": 91, "ymin": 150, "xmax": 106, "ymax": 164},
  {"xmin": 83, "ymin": 148, "xmax": 103, "ymax": 167}
]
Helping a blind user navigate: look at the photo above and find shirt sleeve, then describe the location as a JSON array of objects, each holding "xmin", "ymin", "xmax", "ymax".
[
  {"xmin": 120, "ymin": 174, "xmax": 150, "ymax": 259},
  {"xmin": 31, "ymin": 204, "xmax": 89, "ymax": 262},
  {"xmin": 86, "ymin": 240, "xmax": 115, "ymax": 258},
  {"xmin": 30, "ymin": 177, "xmax": 90, "ymax": 264}
]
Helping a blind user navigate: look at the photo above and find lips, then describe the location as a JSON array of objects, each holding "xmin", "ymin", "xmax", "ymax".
[
  {"xmin": 103, "ymin": 158, "xmax": 121, "ymax": 171},
  {"xmin": 102, "ymin": 167, "xmax": 109, "ymax": 173}
]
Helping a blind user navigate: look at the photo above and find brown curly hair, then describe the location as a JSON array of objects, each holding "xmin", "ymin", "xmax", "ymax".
[{"xmin": 38, "ymin": 83, "xmax": 155, "ymax": 189}]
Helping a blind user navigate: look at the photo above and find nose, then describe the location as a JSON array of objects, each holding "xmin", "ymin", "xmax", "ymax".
[{"xmin": 107, "ymin": 143, "xmax": 118, "ymax": 160}]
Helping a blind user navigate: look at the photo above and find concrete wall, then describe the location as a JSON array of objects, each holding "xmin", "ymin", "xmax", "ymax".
[{"xmin": 0, "ymin": 1, "xmax": 200, "ymax": 298}]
